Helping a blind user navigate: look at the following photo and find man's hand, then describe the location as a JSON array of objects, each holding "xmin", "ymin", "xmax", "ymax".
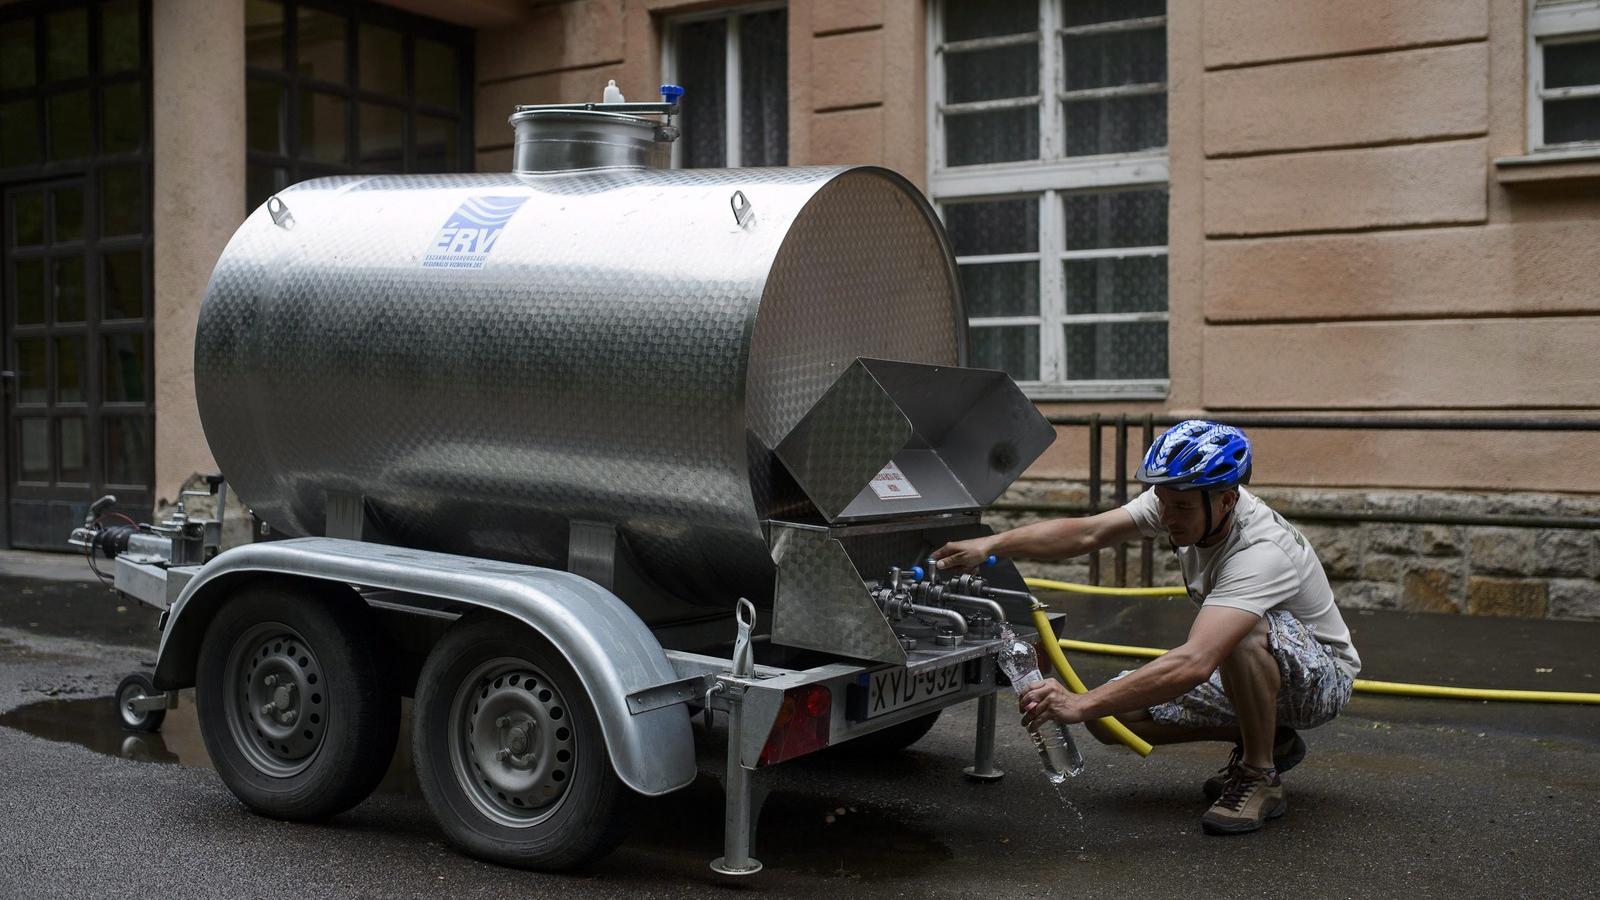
[
  {"xmin": 1019, "ymin": 679, "xmax": 1091, "ymax": 728},
  {"xmin": 930, "ymin": 536, "xmax": 996, "ymax": 572}
]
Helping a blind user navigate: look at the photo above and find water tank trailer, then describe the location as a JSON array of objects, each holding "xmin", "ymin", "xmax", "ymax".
[{"xmin": 69, "ymin": 85, "xmax": 1063, "ymax": 875}]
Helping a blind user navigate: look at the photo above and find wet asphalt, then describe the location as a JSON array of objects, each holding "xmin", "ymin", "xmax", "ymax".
[{"xmin": 1, "ymin": 552, "xmax": 1598, "ymax": 898}]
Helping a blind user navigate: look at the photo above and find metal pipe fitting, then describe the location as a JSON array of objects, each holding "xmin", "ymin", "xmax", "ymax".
[
  {"xmin": 908, "ymin": 603, "xmax": 967, "ymax": 635},
  {"xmin": 939, "ymin": 592, "xmax": 1007, "ymax": 624}
]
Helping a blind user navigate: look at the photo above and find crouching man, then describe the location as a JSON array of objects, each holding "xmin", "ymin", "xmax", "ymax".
[{"xmin": 933, "ymin": 420, "xmax": 1361, "ymax": 835}]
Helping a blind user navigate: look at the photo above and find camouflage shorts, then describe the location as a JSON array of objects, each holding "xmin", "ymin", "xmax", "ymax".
[{"xmin": 1112, "ymin": 610, "xmax": 1354, "ymax": 730}]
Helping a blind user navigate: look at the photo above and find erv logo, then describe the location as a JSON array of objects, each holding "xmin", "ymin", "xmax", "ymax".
[{"xmin": 421, "ymin": 196, "xmax": 528, "ymax": 270}]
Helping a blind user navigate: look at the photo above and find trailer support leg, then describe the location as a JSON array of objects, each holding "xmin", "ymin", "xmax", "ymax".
[
  {"xmin": 710, "ymin": 692, "xmax": 763, "ymax": 876},
  {"xmin": 963, "ymin": 688, "xmax": 1005, "ymax": 782}
]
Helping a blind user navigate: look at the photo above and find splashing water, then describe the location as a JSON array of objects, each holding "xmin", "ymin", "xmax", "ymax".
[{"xmin": 994, "ymin": 624, "xmax": 1086, "ymax": 783}]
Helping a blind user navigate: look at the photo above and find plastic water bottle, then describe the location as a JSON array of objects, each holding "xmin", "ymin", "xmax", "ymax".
[{"xmin": 994, "ymin": 630, "xmax": 1085, "ymax": 783}]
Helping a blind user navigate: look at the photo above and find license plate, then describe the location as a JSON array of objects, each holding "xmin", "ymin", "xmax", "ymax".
[{"xmin": 866, "ymin": 663, "xmax": 964, "ymax": 718}]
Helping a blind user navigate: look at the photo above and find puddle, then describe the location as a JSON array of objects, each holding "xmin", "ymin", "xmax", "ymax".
[
  {"xmin": 0, "ymin": 692, "xmax": 425, "ymax": 797},
  {"xmin": 0, "ymin": 692, "xmax": 952, "ymax": 877}
]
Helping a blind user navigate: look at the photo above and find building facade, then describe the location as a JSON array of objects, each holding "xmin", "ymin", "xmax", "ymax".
[{"xmin": 2, "ymin": 0, "xmax": 1597, "ymax": 618}]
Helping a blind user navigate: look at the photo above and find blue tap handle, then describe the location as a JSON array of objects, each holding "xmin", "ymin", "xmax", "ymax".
[
  {"xmin": 660, "ymin": 83, "xmax": 684, "ymax": 105},
  {"xmin": 985, "ymin": 555, "xmax": 998, "ymax": 567},
  {"xmin": 911, "ymin": 565, "xmax": 926, "ymax": 581}
]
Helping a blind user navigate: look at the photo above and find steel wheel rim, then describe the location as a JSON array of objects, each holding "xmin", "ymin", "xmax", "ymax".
[
  {"xmin": 221, "ymin": 622, "xmax": 329, "ymax": 777},
  {"xmin": 118, "ymin": 680, "xmax": 150, "ymax": 728},
  {"xmin": 447, "ymin": 657, "xmax": 576, "ymax": 828}
]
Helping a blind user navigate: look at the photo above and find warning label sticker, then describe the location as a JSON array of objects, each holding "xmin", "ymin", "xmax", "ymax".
[{"xmin": 869, "ymin": 460, "xmax": 922, "ymax": 500}]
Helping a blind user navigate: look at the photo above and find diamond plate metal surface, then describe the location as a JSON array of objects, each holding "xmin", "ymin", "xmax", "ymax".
[
  {"xmin": 768, "ymin": 522, "xmax": 905, "ymax": 664},
  {"xmin": 195, "ymin": 166, "xmax": 962, "ymax": 616}
]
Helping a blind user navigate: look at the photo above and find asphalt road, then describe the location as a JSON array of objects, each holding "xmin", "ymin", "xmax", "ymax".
[{"xmin": 2, "ymin": 557, "xmax": 1598, "ymax": 898}]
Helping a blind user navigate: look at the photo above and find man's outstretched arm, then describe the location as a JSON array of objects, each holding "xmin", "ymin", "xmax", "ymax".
[
  {"xmin": 932, "ymin": 508, "xmax": 1144, "ymax": 570},
  {"xmin": 1020, "ymin": 605, "xmax": 1262, "ymax": 728}
]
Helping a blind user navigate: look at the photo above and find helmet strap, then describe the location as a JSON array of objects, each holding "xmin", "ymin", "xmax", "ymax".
[{"xmin": 1197, "ymin": 489, "xmax": 1234, "ymax": 546}]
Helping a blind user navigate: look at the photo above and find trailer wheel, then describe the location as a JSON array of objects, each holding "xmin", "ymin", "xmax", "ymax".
[
  {"xmin": 114, "ymin": 672, "xmax": 165, "ymax": 733},
  {"xmin": 412, "ymin": 615, "xmax": 633, "ymax": 870},
  {"xmin": 195, "ymin": 584, "xmax": 399, "ymax": 821}
]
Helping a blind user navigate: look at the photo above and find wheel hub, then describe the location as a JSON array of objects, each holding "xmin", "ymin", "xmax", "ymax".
[
  {"xmin": 451, "ymin": 663, "xmax": 575, "ymax": 826},
  {"xmin": 223, "ymin": 624, "xmax": 328, "ymax": 777}
]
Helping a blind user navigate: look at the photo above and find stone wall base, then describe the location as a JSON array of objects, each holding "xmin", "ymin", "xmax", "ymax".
[{"xmin": 991, "ymin": 481, "xmax": 1600, "ymax": 622}]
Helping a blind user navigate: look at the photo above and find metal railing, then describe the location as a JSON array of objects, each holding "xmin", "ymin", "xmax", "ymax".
[{"xmin": 991, "ymin": 413, "xmax": 1600, "ymax": 587}]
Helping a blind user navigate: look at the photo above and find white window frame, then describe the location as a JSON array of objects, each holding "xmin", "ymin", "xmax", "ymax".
[
  {"xmin": 927, "ymin": 0, "xmax": 1170, "ymax": 401},
  {"xmin": 1527, "ymin": 0, "xmax": 1600, "ymax": 153},
  {"xmin": 660, "ymin": 1, "xmax": 786, "ymax": 168}
]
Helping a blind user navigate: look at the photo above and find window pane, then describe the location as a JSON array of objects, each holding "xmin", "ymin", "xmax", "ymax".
[
  {"xmin": 20, "ymin": 418, "xmax": 50, "ymax": 480},
  {"xmin": 677, "ymin": 19, "xmax": 726, "ymax": 168},
  {"xmin": 415, "ymin": 38, "xmax": 458, "ymax": 109},
  {"xmin": 105, "ymin": 416, "xmax": 151, "ymax": 485},
  {"xmin": 46, "ymin": 9, "xmax": 88, "ymax": 82},
  {"xmin": 961, "ymin": 262, "xmax": 1039, "ymax": 317},
  {"xmin": 359, "ymin": 102, "xmax": 404, "ymax": 172},
  {"xmin": 1064, "ymin": 93, "xmax": 1165, "ymax": 156},
  {"xmin": 1065, "ymin": 256, "xmax": 1167, "ymax": 315},
  {"xmin": 359, "ymin": 24, "xmax": 404, "ymax": 97},
  {"xmin": 247, "ymin": 78, "xmax": 284, "ymax": 154},
  {"xmin": 739, "ymin": 9, "xmax": 788, "ymax": 166},
  {"xmin": 247, "ymin": 164, "xmax": 286, "ymax": 211},
  {"xmin": 55, "ymin": 256, "xmax": 86, "ymax": 322},
  {"xmin": 0, "ymin": 19, "xmax": 35, "ymax": 90},
  {"xmin": 944, "ymin": 0, "xmax": 1035, "ymax": 42},
  {"xmin": 1063, "ymin": 0, "xmax": 1165, "ymax": 28},
  {"xmin": 60, "ymin": 417, "xmax": 88, "ymax": 482},
  {"xmin": 48, "ymin": 89, "xmax": 91, "ymax": 160},
  {"xmin": 1545, "ymin": 40, "xmax": 1600, "ymax": 90},
  {"xmin": 945, "ymin": 106, "xmax": 1038, "ymax": 165},
  {"xmin": 103, "ymin": 250, "xmax": 144, "ymax": 320},
  {"xmin": 14, "ymin": 193, "xmax": 45, "ymax": 246},
  {"xmin": 56, "ymin": 335, "xmax": 84, "ymax": 402},
  {"xmin": 100, "ymin": 165, "xmax": 143, "ymax": 236},
  {"xmin": 0, "ymin": 99, "xmax": 42, "ymax": 167},
  {"xmin": 300, "ymin": 88, "xmax": 348, "ymax": 164},
  {"xmin": 297, "ymin": 8, "xmax": 347, "ymax": 83},
  {"xmin": 104, "ymin": 334, "xmax": 146, "ymax": 402},
  {"xmin": 414, "ymin": 115, "xmax": 458, "ymax": 173},
  {"xmin": 52, "ymin": 186, "xmax": 84, "ymax": 242},
  {"xmin": 946, "ymin": 44, "xmax": 1038, "ymax": 104},
  {"xmin": 18, "ymin": 338, "xmax": 47, "ymax": 403},
  {"xmin": 1064, "ymin": 189, "xmax": 1166, "ymax": 249},
  {"xmin": 14, "ymin": 260, "xmax": 46, "ymax": 324},
  {"xmin": 969, "ymin": 325, "xmax": 1039, "ymax": 382},
  {"xmin": 246, "ymin": 0, "xmax": 285, "ymax": 70},
  {"xmin": 943, "ymin": 197, "xmax": 1038, "ymax": 256},
  {"xmin": 102, "ymin": 0, "xmax": 142, "ymax": 74},
  {"xmin": 101, "ymin": 81, "xmax": 144, "ymax": 153},
  {"xmin": 1065, "ymin": 321, "xmax": 1166, "ymax": 380},
  {"xmin": 1063, "ymin": 26, "xmax": 1165, "ymax": 92},
  {"xmin": 1545, "ymin": 96, "xmax": 1600, "ymax": 145}
]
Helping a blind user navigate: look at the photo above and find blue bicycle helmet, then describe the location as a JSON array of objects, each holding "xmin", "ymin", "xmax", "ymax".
[{"xmin": 1136, "ymin": 420, "xmax": 1252, "ymax": 490}]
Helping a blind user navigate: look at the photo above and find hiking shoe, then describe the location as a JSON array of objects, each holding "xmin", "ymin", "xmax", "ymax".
[
  {"xmin": 1203, "ymin": 727, "xmax": 1306, "ymax": 801},
  {"xmin": 1201, "ymin": 765, "xmax": 1287, "ymax": 835}
]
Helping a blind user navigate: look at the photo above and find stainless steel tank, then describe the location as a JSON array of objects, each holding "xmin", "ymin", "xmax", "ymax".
[{"xmin": 195, "ymin": 110, "xmax": 964, "ymax": 612}]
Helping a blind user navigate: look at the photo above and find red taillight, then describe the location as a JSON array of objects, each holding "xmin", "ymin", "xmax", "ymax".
[{"xmin": 757, "ymin": 684, "xmax": 832, "ymax": 766}]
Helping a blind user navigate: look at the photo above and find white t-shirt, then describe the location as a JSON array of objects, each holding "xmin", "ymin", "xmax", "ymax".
[{"xmin": 1122, "ymin": 487, "xmax": 1361, "ymax": 678}]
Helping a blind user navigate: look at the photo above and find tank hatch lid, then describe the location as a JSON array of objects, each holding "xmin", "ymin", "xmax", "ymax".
[{"xmin": 774, "ymin": 358, "xmax": 1057, "ymax": 523}]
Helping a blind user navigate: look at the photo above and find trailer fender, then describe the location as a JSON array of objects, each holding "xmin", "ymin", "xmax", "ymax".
[{"xmin": 153, "ymin": 537, "xmax": 695, "ymax": 797}]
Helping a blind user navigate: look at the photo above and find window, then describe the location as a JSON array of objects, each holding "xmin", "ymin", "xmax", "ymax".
[
  {"xmin": 929, "ymin": 0, "xmax": 1168, "ymax": 399},
  {"xmin": 662, "ymin": 5, "xmax": 788, "ymax": 168},
  {"xmin": 1529, "ymin": 0, "xmax": 1600, "ymax": 151},
  {"xmin": 244, "ymin": 0, "xmax": 473, "ymax": 210}
]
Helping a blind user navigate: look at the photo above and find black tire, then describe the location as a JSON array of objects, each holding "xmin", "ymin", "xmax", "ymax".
[
  {"xmin": 832, "ymin": 711, "xmax": 942, "ymax": 756},
  {"xmin": 412, "ymin": 614, "xmax": 634, "ymax": 870},
  {"xmin": 114, "ymin": 672, "xmax": 166, "ymax": 733},
  {"xmin": 195, "ymin": 583, "xmax": 399, "ymax": 821}
]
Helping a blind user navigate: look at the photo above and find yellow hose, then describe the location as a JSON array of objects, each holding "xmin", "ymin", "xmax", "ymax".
[
  {"xmin": 1028, "ymin": 603, "xmax": 1154, "ymax": 757},
  {"xmin": 1030, "ymin": 578, "xmax": 1600, "ymax": 706},
  {"xmin": 1027, "ymin": 578, "xmax": 1188, "ymax": 598}
]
